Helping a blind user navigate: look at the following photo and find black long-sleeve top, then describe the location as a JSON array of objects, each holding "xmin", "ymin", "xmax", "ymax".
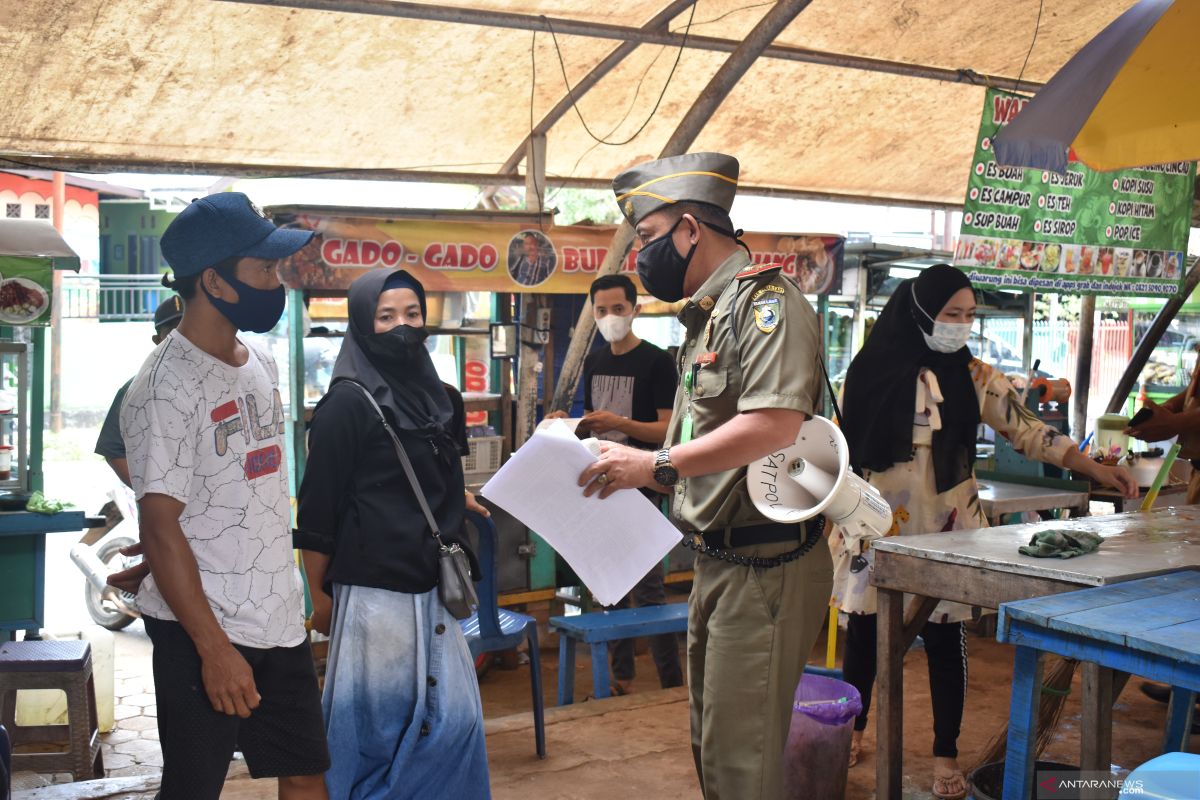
[{"xmin": 294, "ymin": 380, "xmax": 472, "ymax": 594}]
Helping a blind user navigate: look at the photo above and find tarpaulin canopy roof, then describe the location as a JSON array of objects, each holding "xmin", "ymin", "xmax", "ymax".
[{"xmin": 0, "ymin": 0, "xmax": 1141, "ymax": 207}]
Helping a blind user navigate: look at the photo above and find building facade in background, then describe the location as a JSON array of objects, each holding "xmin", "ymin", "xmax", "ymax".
[{"xmin": 0, "ymin": 170, "xmax": 144, "ymax": 274}]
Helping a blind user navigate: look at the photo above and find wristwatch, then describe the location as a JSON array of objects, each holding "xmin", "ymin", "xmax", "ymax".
[{"xmin": 653, "ymin": 448, "xmax": 679, "ymax": 487}]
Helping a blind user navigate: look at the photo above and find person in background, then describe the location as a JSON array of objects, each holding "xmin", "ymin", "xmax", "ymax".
[
  {"xmin": 833, "ymin": 264, "xmax": 1137, "ymax": 800},
  {"xmin": 1128, "ymin": 352, "xmax": 1200, "ymax": 504},
  {"xmin": 1127, "ymin": 351, "xmax": 1200, "ymax": 713},
  {"xmin": 551, "ymin": 273, "xmax": 681, "ymax": 694},
  {"xmin": 117, "ymin": 192, "xmax": 329, "ymax": 798},
  {"xmin": 297, "ymin": 268, "xmax": 490, "ymax": 799},
  {"xmin": 578, "ymin": 152, "xmax": 831, "ymax": 800},
  {"xmin": 94, "ymin": 295, "xmax": 184, "ymax": 487}
]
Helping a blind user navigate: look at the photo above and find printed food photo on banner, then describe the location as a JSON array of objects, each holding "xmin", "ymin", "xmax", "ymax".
[{"xmin": 506, "ymin": 229, "xmax": 557, "ymax": 288}]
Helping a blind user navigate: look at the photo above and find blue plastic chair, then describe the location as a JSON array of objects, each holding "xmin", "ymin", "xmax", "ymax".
[{"xmin": 459, "ymin": 511, "xmax": 546, "ymax": 758}]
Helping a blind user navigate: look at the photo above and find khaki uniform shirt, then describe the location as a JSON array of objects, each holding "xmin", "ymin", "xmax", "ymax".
[{"xmin": 665, "ymin": 250, "xmax": 823, "ymax": 534}]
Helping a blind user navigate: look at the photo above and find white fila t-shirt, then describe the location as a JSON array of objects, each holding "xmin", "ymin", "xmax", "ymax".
[{"xmin": 120, "ymin": 330, "xmax": 304, "ymax": 649}]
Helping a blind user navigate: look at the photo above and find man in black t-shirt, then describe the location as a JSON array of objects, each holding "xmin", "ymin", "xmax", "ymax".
[{"xmin": 563, "ymin": 274, "xmax": 682, "ymax": 693}]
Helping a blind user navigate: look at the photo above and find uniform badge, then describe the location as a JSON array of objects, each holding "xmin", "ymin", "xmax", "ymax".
[
  {"xmin": 698, "ymin": 296, "xmax": 715, "ymax": 312},
  {"xmin": 752, "ymin": 294, "xmax": 781, "ymax": 333},
  {"xmin": 703, "ymin": 317, "xmax": 714, "ymax": 347},
  {"xmin": 624, "ymin": 200, "xmax": 634, "ymax": 217}
]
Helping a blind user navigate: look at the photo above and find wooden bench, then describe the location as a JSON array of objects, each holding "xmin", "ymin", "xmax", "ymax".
[
  {"xmin": 551, "ymin": 602, "xmax": 842, "ymax": 704},
  {"xmin": 551, "ymin": 603, "xmax": 688, "ymax": 705}
]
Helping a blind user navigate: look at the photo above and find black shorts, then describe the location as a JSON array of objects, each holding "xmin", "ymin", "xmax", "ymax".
[{"xmin": 144, "ymin": 616, "xmax": 330, "ymax": 798}]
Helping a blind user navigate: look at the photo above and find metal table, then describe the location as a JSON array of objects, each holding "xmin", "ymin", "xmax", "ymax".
[
  {"xmin": 870, "ymin": 506, "xmax": 1200, "ymax": 800},
  {"xmin": 1090, "ymin": 481, "xmax": 1187, "ymax": 513},
  {"xmin": 977, "ymin": 479, "xmax": 1090, "ymax": 524}
]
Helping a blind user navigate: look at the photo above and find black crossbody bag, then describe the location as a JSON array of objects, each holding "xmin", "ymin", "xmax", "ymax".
[{"xmin": 346, "ymin": 381, "xmax": 479, "ymax": 620}]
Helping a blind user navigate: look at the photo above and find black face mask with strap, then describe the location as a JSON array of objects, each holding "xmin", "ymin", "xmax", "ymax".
[{"xmin": 635, "ymin": 216, "xmax": 751, "ymax": 302}]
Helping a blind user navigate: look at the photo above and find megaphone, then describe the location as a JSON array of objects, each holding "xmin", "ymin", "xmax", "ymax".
[{"xmin": 747, "ymin": 416, "xmax": 892, "ymax": 543}]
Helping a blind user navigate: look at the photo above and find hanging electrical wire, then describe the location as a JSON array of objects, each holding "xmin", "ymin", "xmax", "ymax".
[{"xmin": 541, "ymin": 1, "xmax": 697, "ymax": 148}]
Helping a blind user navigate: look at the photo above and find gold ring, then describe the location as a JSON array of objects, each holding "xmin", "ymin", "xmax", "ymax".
[{"xmin": 596, "ymin": 473, "xmax": 610, "ymax": 486}]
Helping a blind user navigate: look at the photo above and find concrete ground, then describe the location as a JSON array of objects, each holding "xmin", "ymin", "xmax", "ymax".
[{"xmin": 10, "ymin": 615, "xmax": 1189, "ymax": 800}]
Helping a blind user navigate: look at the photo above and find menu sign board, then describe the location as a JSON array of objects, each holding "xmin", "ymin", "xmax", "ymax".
[{"xmin": 954, "ymin": 88, "xmax": 1195, "ymax": 297}]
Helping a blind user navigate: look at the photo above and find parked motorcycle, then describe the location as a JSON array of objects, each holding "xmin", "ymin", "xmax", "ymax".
[{"xmin": 70, "ymin": 482, "xmax": 140, "ymax": 630}]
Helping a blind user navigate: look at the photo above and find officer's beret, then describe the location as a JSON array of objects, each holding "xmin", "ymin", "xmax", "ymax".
[{"xmin": 612, "ymin": 152, "xmax": 739, "ymax": 227}]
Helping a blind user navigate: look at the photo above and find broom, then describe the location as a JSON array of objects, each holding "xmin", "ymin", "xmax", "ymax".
[{"xmin": 969, "ymin": 656, "xmax": 1079, "ymax": 771}]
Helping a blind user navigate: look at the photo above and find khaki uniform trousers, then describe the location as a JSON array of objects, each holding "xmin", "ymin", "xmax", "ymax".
[{"xmin": 688, "ymin": 539, "xmax": 834, "ymax": 800}]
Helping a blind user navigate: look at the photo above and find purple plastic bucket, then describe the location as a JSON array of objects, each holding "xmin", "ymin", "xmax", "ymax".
[{"xmin": 783, "ymin": 673, "xmax": 863, "ymax": 800}]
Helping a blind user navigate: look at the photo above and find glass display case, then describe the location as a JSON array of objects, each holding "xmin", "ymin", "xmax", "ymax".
[{"xmin": 0, "ymin": 338, "xmax": 30, "ymax": 492}]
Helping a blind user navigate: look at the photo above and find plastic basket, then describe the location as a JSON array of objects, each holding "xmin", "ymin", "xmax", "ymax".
[{"xmin": 463, "ymin": 435, "xmax": 503, "ymax": 479}]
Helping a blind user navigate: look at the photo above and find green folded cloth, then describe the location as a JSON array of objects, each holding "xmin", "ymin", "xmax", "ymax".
[
  {"xmin": 1019, "ymin": 530, "xmax": 1102, "ymax": 559},
  {"xmin": 26, "ymin": 491, "xmax": 72, "ymax": 515}
]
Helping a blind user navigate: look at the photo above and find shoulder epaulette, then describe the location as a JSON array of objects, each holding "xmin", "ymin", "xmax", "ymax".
[{"xmin": 735, "ymin": 262, "xmax": 783, "ymax": 280}]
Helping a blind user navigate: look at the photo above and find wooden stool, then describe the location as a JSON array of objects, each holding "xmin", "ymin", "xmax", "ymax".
[{"xmin": 0, "ymin": 641, "xmax": 103, "ymax": 780}]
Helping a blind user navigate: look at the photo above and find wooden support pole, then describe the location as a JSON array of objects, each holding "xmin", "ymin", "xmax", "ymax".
[
  {"xmin": 219, "ymin": 0, "xmax": 1041, "ymax": 93},
  {"xmin": 515, "ymin": 136, "xmax": 547, "ymax": 447},
  {"xmin": 49, "ymin": 171, "xmax": 65, "ymax": 434},
  {"xmin": 1073, "ymin": 294, "xmax": 1095, "ymax": 441},
  {"xmin": 550, "ymin": 0, "xmax": 815, "ymax": 413}
]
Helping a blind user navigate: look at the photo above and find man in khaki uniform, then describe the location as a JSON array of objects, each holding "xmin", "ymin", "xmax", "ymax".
[{"xmin": 580, "ymin": 152, "xmax": 834, "ymax": 799}]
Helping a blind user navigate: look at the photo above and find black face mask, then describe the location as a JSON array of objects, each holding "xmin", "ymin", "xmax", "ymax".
[
  {"xmin": 362, "ymin": 323, "xmax": 430, "ymax": 367},
  {"xmin": 204, "ymin": 272, "xmax": 286, "ymax": 334},
  {"xmin": 636, "ymin": 218, "xmax": 695, "ymax": 302}
]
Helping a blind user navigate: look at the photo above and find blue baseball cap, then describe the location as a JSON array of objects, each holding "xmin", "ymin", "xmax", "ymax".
[{"xmin": 159, "ymin": 192, "xmax": 314, "ymax": 277}]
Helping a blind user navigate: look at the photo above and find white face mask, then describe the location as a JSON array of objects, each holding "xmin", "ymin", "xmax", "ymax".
[
  {"xmin": 922, "ymin": 322, "xmax": 972, "ymax": 353},
  {"xmin": 595, "ymin": 313, "xmax": 634, "ymax": 343},
  {"xmin": 911, "ymin": 282, "xmax": 973, "ymax": 353}
]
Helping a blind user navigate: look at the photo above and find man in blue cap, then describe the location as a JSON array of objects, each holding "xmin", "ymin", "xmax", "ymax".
[{"xmin": 114, "ymin": 193, "xmax": 329, "ymax": 799}]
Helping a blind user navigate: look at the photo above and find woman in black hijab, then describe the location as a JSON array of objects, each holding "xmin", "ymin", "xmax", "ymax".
[
  {"xmin": 831, "ymin": 265, "xmax": 1135, "ymax": 799},
  {"xmin": 296, "ymin": 269, "xmax": 491, "ymax": 799}
]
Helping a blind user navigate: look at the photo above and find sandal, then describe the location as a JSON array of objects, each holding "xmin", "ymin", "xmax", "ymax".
[
  {"xmin": 932, "ymin": 769, "xmax": 967, "ymax": 800},
  {"xmin": 847, "ymin": 738, "xmax": 862, "ymax": 768}
]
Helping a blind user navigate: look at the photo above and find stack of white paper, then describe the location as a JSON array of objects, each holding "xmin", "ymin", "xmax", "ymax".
[{"xmin": 480, "ymin": 422, "xmax": 682, "ymax": 606}]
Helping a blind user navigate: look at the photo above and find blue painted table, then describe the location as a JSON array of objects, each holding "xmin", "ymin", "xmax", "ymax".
[
  {"xmin": 871, "ymin": 506, "xmax": 1200, "ymax": 799},
  {"xmin": 998, "ymin": 570, "xmax": 1200, "ymax": 800},
  {"xmin": 0, "ymin": 511, "xmax": 88, "ymax": 632}
]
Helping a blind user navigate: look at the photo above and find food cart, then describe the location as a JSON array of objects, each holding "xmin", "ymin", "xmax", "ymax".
[{"xmin": 0, "ymin": 220, "xmax": 89, "ymax": 636}]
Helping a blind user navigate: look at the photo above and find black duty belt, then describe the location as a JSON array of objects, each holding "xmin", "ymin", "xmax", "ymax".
[{"xmin": 683, "ymin": 517, "xmax": 825, "ymax": 569}]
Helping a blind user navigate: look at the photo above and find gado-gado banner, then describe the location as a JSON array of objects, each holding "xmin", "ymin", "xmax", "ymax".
[
  {"xmin": 955, "ymin": 88, "xmax": 1195, "ymax": 297},
  {"xmin": 273, "ymin": 210, "xmax": 844, "ymax": 296}
]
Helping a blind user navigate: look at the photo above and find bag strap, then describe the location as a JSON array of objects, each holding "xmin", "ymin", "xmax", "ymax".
[
  {"xmin": 343, "ymin": 380, "xmax": 447, "ymax": 546},
  {"xmin": 817, "ymin": 355, "xmax": 844, "ymax": 427}
]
